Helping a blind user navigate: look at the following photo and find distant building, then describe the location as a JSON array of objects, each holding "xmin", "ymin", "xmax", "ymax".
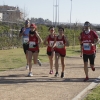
[
  {"xmin": 0, "ymin": 13, "xmax": 3, "ymax": 21},
  {"xmin": 0, "ymin": 5, "xmax": 23, "ymax": 22}
]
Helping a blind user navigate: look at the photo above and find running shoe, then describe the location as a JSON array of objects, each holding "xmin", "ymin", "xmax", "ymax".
[
  {"xmin": 26, "ymin": 65, "xmax": 29, "ymax": 70},
  {"xmin": 49, "ymin": 70, "xmax": 53, "ymax": 74},
  {"xmin": 37, "ymin": 59, "xmax": 41, "ymax": 66},
  {"xmin": 28, "ymin": 72, "xmax": 33, "ymax": 77},
  {"xmin": 91, "ymin": 66, "xmax": 95, "ymax": 71},
  {"xmin": 61, "ymin": 72, "xmax": 64, "ymax": 78},
  {"xmin": 83, "ymin": 77, "xmax": 89, "ymax": 82},
  {"xmin": 55, "ymin": 72, "xmax": 59, "ymax": 77}
]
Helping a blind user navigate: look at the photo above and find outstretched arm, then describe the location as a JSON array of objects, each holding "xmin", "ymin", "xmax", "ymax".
[
  {"xmin": 43, "ymin": 36, "xmax": 49, "ymax": 46},
  {"xmin": 64, "ymin": 36, "xmax": 69, "ymax": 47},
  {"xmin": 36, "ymin": 32, "xmax": 43, "ymax": 45}
]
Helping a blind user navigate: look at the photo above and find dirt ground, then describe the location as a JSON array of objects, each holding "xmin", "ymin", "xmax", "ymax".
[{"xmin": 0, "ymin": 52, "xmax": 100, "ymax": 100}]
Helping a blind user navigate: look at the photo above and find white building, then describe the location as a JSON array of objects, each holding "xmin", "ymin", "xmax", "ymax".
[
  {"xmin": 0, "ymin": 5, "xmax": 23, "ymax": 22},
  {"xmin": 0, "ymin": 13, "xmax": 2, "ymax": 21}
]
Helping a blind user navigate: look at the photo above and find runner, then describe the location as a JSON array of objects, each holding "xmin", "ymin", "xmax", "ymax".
[
  {"xmin": 43, "ymin": 26, "xmax": 56, "ymax": 74},
  {"xmin": 19, "ymin": 20, "xmax": 30, "ymax": 69},
  {"xmin": 28, "ymin": 23, "xmax": 43, "ymax": 77},
  {"xmin": 80, "ymin": 21, "xmax": 99, "ymax": 81},
  {"xmin": 52, "ymin": 27, "xmax": 69, "ymax": 78},
  {"xmin": 19, "ymin": 20, "xmax": 41, "ymax": 70}
]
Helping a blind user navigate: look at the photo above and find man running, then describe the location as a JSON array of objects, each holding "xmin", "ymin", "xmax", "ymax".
[
  {"xmin": 19, "ymin": 20, "xmax": 30, "ymax": 69},
  {"xmin": 79, "ymin": 21, "xmax": 99, "ymax": 81}
]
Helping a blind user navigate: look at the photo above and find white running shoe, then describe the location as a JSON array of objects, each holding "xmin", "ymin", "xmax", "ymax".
[
  {"xmin": 26, "ymin": 65, "xmax": 29, "ymax": 70},
  {"xmin": 37, "ymin": 59, "xmax": 41, "ymax": 66},
  {"xmin": 28, "ymin": 72, "xmax": 33, "ymax": 77}
]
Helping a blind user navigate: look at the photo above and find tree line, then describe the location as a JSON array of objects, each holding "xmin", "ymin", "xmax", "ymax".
[{"xmin": 0, "ymin": 22, "xmax": 84, "ymax": 50}]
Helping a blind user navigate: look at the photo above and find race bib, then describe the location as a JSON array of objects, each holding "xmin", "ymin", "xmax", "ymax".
[
  {"xmin": 49, "ymin": 41, "xmax": 54, "ymax": 47},
  {"xmin": 29, "ymin": 42, "xmax": 36, "ymax": 48},
  {"xmin": 23, "ymin": 38, "xmax": 29, "ymax": 43},
  {"xmin": 56, "ymin": 41, "xmax": 64, "ymax": 48},
  {"xmin": 83, "ymin": 43, "xmax": 91, "ymax": 50}
]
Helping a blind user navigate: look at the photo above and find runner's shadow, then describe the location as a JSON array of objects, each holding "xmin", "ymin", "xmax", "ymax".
[
  {"xmin": 0, "ymin": 75, "xmax": 99, "ymax": 84},
  {"xmin": 63, "ymin": 78, "xmax": 99, "ymax": 82}
]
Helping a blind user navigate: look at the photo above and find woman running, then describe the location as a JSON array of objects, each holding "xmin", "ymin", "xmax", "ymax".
[
  {"xmin": 53, "ymin": 27, "xmax": 69, "ymax": 78},
  {"xmin": 28, "ymin": 23, "xmax": 43, "ymax": 76},
  {"xmin": 43, "ymin": 26, "xmax": 56, "ymax": 74}
]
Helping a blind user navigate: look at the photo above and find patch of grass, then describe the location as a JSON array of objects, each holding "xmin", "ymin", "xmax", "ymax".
[
  {"xmin": 38, "ymin": 47, "xmax": 49, "ymax": 62},
  {"xmin": 0, "ymin": 47, "xmax": 49, "ymax": 71},
  {"xmin": 66, "ymin": 46, "xmax": 80, "ymax": 56},
  {"xmin": 0, "ymin": 46, "xmax": 81, "ymax": 71},
  {"xmin": 84, "ymin": 85, "xmax": 100, "ymax": 100},
  {"xmin": 0, "ymin": 48, "xmax": 26, "ymax": 71}
]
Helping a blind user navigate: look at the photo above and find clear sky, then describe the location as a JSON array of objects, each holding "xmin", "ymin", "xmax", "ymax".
[{"xmin": 1, "ymin": 0, "xmax": 100, "ymax": 24}]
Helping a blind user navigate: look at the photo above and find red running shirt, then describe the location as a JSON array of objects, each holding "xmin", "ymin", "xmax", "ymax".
[
  {"xmin": 28, "ymin": 33, "xmax": 39, "ymax": 51},
  {"xmin": 55, "ymin": 35, "xmax": 66, "ymax": 56},
  {"xmin": 80, "ymin": 30, "xmax": 98, "ymax": 55},
  {"xmin": 47, "ymin": 35, "xmax": 55, "ymax": 52}
]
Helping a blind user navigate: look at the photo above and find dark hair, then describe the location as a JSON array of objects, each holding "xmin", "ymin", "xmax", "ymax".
[
  {"xmin": 58, "ymin": 27, "xmax": 64, "ymax": 31},
  {"xmin": 48, "ymin": 26, "xmax": 54, "ymax": 31},
  {"xmin": 25, "ymin": 20, "xmax": 30, "ymax": 24},
  {"xmin": 84, "ymin": 21, "xmax": 91, "ymax": 27}
]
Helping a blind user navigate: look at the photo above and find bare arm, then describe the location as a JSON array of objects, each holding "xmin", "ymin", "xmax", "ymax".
[
  {"xmin": 52, "ymin": 36, "xmax": 57, "ymax": 48},
  {"xmin": 36, "ymin": 32, "xmax": 43, "ymax": 45},
  {"xmin": 19, "ymin": 32, "xmax": 23, "ymax": 37},
  {"xmin": 91, "ymin": 38, "xmax": 99, "ymax": 46},
  {"xmin": 43, "ymin": 35, "xmax": 49, "ymax": 46},
  {"xmin": 64, "ymin": 36, "xmax": 69, "ymax": 47},
  {"xmin": 19, "ymin": 28, "xmax": 29, "ymax": 37},
  {"xmin": 19, "ymin": 27, "xmax": 24, "ymax": 37}
]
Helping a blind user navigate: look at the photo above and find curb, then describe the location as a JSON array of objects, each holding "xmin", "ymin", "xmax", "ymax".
[{"xmin": 72, "ymin": 76, "xmax": 100, "ymax": 100}]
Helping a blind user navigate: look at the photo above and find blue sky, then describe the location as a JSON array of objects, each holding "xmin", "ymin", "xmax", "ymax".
[{"xmin": 1, "ymin": 0, "xmax": 100, "ymax": 24}]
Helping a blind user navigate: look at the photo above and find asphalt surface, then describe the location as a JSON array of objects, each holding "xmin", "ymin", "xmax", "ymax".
[{"xmin": 0, "ymin": 53, "xmax": 100, "ymax": 100}]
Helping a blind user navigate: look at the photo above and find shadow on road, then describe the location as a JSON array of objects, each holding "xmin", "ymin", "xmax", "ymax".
[{"xmin": 0, "ymin": 74, "xmax": 99, "ymax": 84}]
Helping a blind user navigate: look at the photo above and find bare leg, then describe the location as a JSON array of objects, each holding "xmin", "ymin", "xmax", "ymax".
[
  {"xmin": 33, "ymin": 51, "xmax": 39, "ymax": 64},
  {"xmin": 84, "ymin": 62, "xmax": 88, "ymax": 77},
  {"xmin": 28, "ymin": 51, "xmax": 33, "ymax": 72},
  {"xmin": 26, "ymin": 50, "xmax": 29, "ymax": 65},
  {"xmin": 90, "ymin": 64, "xmax": 95, "ymax": 71},
  {"xmin": 61, "ymin": 57, "xmax": 65, "ymax": 72},
  {"xmin": 48, "ymin": 51, "xmax": 55, "ymax": 71},
  {"xmin": 83, "ymin": 62, "xmax": 89, "ymax": 81},
  {"xmin": 80, "ymin": 46, "xmax": 82, "ymax": 57},
  {"xmin": 55, "ymin": 53, "xmax": 60, "ymax": 73}
]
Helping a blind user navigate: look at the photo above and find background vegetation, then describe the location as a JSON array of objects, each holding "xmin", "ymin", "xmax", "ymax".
[{"xmin": 0, "ymin": 22, "xmax": 82, "ymax": 50}]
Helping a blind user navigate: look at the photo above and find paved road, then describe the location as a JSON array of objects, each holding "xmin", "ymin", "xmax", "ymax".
[{"xmin": 0, "ymin": 53, "xmax": 100, "ymax": 100}]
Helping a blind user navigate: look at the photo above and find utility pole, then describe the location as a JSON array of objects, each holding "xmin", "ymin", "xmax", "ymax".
[
  {"xmin": 53, "ymin": 0, "xmax": 59, "ymax": 28},
  {"xmin": 58, "ymin": 0, "xmax": 59, "ymax": 25},
  {"xmin": 70, "ymin": 0, "xmax": 72, "ymax": 30},
  {"xmin": 55, "ymin": 0, "xmax": 58, "ymax": 28}
]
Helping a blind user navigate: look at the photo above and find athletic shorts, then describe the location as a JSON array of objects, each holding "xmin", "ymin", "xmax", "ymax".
[
  {"xmin": 28, "ymin": 50, "xmax": 39, "ymax": 53},
  {"xmin": 47, "ymin": 51, "xmax": 54, "ymax": 56},
  {"xmin": 55, "ymin": 51, "xmax": 66, "ymax": 57},
  {"xmin": 83, "ymin": 54, "xmax": 96, "ymax": 65},
  {"xmin": 23, "ymin": 44, "xmax": 29, "ymax": 54}
]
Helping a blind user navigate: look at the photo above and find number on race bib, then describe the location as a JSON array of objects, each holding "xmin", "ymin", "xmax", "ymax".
[
  {"xmin": 49, "ymin": 41, "xmax": 54, "ymax": 47},
  {"xmin": 29, "ymin": 42, "xmax": 36, "ymax": 48},
  {"xmin": 56, "ymin": 41, "xmax": 64, "ymax": 48},
  {"xmin": 83, "ymin": 43, "xmax": 91, "ymax": 50},
  {"xmin": 23, "ymin": 38, "xmax": 29, "ymax": 43}
]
